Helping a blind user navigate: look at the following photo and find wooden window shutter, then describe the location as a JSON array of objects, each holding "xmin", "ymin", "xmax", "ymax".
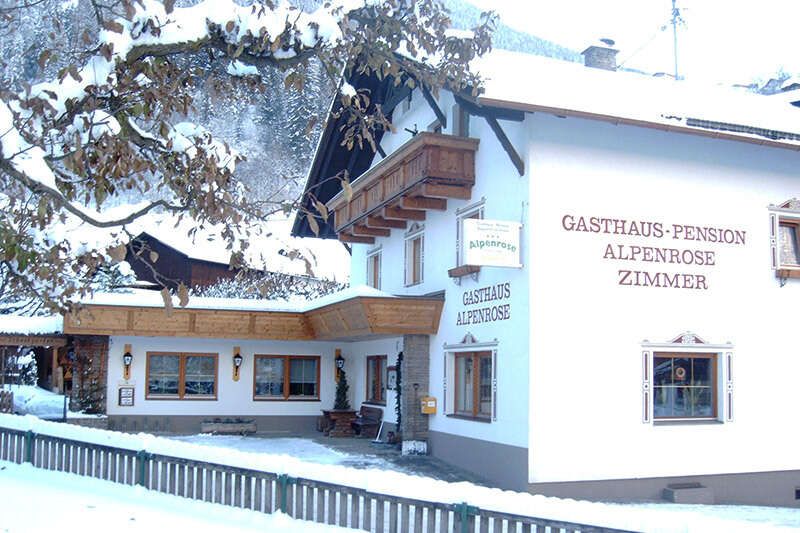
[
  {"xmin": 726, "ymin": 352, "xmax": 734, "ymax": 422},
  {"xmin": 377, "ymin": 252, "xmax": 381, "ymax": 289},
  {"xmin": 770, "ymin": 213, "xmax": 778, "ymax": 269},
  {"xmin": 642, "ymin": 351, "xmax": 651, "ymax": 423},
  {"xmin": 419, "ymin": 234, "xmax": 425, "ymax": 283},
  {"xmin": 404, "ymin": 239, "xmax": 410, "ymax": 285},
  {"xmin": 442, "ymin": 353, "xmax": 447, "ymax": 414},
  {"xmin": 491, "ymin": 349, "xmax": 497, "ymax": 421}
]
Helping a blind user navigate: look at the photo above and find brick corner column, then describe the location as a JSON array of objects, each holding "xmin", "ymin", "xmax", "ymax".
[{"xmin": 400, "ymin": 334, "xmax": 430, "ymax": 455}]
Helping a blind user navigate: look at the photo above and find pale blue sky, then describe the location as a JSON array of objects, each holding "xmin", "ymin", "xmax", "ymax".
[{"xmin": 465, "ymin": 0, "xmax": 799, "ymax": 85}]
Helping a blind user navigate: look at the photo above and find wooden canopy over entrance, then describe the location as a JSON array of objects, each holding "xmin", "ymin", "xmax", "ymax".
[
  {"xmin": 63, "ymin": 295, "xmax": 444, "ymax": 342},
  {"xmin": 327, "ymin": 132, "xmax": 479, "ymax": 244}
]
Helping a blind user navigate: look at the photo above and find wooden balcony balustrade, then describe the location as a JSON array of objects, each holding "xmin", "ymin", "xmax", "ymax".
[{"xmin": 326, "ymin": 133, "xmax": 479, "ymax": 244}]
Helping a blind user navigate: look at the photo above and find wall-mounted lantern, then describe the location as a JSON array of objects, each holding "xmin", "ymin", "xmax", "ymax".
[
  {"xmin": 122, "ymin": 344, "xmax": 133, "ymax": 380},
  {"xmin": 335, "ymin": 349, "xmax": 345, "ymax": 382},
  {"xmin": 233, "ymin": 346, "xmax": 243, "ymax": 382}
]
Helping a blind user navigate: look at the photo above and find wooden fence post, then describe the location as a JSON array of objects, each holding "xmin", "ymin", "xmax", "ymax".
[
  {"xmin": 24, "ymin": 430, "xmax": 35, "ymax": 464},
  {"xmin": 452, "ymin": 502, "xmax": 479, "ymax": 533},
  {"xmin": 136, "ymin": 450, "xmax": 151, "ymax": 487},
  {"xmin": 277, "ymin": 474, "xmax": 297, "ymax": 513}
]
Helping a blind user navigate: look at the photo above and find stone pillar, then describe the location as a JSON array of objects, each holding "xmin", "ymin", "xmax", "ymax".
[{"xmin": 400, "ymin": 334, "xmax": 430, "ymax": 455}]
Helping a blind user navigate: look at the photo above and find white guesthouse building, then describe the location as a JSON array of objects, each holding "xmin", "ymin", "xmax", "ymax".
[{"xmin": 62, "ymin": 43, "xmax": 800, "ymax": 506}]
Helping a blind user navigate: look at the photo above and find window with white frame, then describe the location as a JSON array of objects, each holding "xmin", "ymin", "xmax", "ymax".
[
  {"xmin": 641, "ymin": 333, "xmax": 733, "ymax": 424},
  {"xmin": 452, "ymin": 103, "xmax": 470, "ymax": 137},
  {"xmin": 366, "ymin": 247, "xmax": 381, "ymax": 289},
  {"xmin": 456, "ymin": 199, "xmax": 485, "ymax": 266},
  {"xmin": 404, "ymin": 223, "xmax": 424, "ymax": 286},
  {"xmin": 770, "ymin": 199, "xmax": 800, "ymax": 272},
  {"xmin": 653, "ymin": 353, "xmax": 716, "ymax": 419},
  {"xmin": 443, "ymin": 336, "xmax": 497, "ymax": 422}
]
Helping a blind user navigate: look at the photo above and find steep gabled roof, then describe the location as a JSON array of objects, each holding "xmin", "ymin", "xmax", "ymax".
[
  {"xmin": 292, "ymin": 70, "xmax": 412, "ymax": 239},
  {"xmin": 293, "ymin": 49, "xmax": 800, "ymax": 238}
]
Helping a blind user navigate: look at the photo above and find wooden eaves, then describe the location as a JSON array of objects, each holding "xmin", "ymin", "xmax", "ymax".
[{"xmin": 63, "ymin": 295, "xmax": 444, "ymax": 342}]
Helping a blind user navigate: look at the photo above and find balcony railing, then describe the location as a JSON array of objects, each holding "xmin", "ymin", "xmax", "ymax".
[{"xmin": 327, "ymin": 132, "xmax": 479, "ymax": 243}]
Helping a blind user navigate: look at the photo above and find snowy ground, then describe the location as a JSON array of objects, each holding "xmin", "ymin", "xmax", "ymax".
[
  {"xmin": 169, "ymin": 433, "xmax": 800, "ymax": 532},
  {"xmin": 0, "ymin": 461, "xmax": 352, "ymax": 533},
  {"xmin": 2, "ymin": 384, "xmax": 67, "ymax": 419},
  {"xmin": 2, "ymin": 415, "xmax": 800, "ymax": 533},
  {"xmin": 168, "ymin": 434, "xmax": 397, "ymax": 470},
  {"xmin": 2, "ymin": 384, "xmax": 105, "ymax": 420}
]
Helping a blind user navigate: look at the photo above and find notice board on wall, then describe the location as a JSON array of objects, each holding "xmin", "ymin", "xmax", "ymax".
[{"xmin": 118, "ymin": 386, "xmax": 134, "ymax": 407}]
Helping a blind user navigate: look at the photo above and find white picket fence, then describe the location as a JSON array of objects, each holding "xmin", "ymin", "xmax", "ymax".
[{"xmin": 0, "ymin": 423, "xmax": 637, "ymax": 533}]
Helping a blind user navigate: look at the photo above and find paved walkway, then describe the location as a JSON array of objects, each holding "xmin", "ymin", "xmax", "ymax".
[{"xmin": 313, "ymin": 434, "xmax": 494, "ymax": 486}]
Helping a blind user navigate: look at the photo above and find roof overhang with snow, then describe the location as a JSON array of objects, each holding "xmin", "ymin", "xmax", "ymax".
[
  {"xmin": 63, "ymin": 294, "xmax": 444, "ymax": 342},
  {"xmin": 293, "ymin": 50, "xmax": 800, "ymax": 238}
]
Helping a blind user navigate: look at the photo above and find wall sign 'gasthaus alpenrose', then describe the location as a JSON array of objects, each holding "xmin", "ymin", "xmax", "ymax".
[
  {"xmin": 463, "ymin": 219, "xmax": 523, "ymax": 268},
  {"xmin": 456, "ymin": 282, "xmax": 512, "ymax": 326},
  {"xmin": 561, "ymin": 214, "xmax": 747, "ymax": 290}
]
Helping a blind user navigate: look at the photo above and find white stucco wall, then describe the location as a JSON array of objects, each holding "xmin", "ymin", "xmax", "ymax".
[
  {"xmin": 107, "ymin": 336, "xmax": 342, "ymax": 417},
  {"xmin": 350, "ymin": 92, "xmax": 532, "ymax": 449},
  {"xmin": 527, "ymin": 112, "xmax": 800, "ymax": 483},
  {"xmin": 107, "ymin": 334, "xmax": 403, "ymax": 427}
]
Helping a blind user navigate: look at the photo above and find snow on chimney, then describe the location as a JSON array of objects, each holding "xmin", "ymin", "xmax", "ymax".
[{"xmin": 581, "ymin": 38, "xmax": 618, "ymax": 71}]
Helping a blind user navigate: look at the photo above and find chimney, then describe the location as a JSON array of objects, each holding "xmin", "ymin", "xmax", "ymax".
[{"xmin": 581, "ymin": 38, "xmax": 618, "ymax": 71}]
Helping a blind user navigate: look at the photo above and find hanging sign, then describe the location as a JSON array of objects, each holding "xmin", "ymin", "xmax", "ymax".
[{"xmin": 462, "ymin": 219, "xmax": 522, "ymax": 268}]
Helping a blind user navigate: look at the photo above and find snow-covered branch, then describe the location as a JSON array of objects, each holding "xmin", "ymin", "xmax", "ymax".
[{"xmin": 0, "ymin": 0, "xmax": 493, "ymax": 310}]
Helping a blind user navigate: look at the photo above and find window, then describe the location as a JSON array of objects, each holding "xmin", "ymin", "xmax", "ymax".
[
  {"xmin": 454, "ymin": 351, "xmax": 492, "ymax": 419},
  {"xmin": 366, "ymin": 248, "xmax": 381, "ymax": 289},
  {"xmin": 452, "ymin": 103, "xmax": 470, "ymax": 137},
  {"xmin": 146, "ymin": 352, "xmax": 217, "ymax": 400},
  {"xmin": 778, "ymin": 220, "xmax": 800, "ymax": 267},
  {"xmin": 404, "ymin": 224, "xmax": 424, "ymax": 286},
  {"xmin": 366, "ymin": 355, "xmax": 387, "ymax": 404},
  {"xmin": 770, "ymin": 200, "xmax": 800, "ymax": 275},
  {"xmin": 456, "ymin": 200, "xmax": 485, "ymax": 266},
  {"xmin": 253, "ymin": 355, "xmax": 320, "ymax": 400},
  {"xmin": 653, "ymin": 353, "xmax": 716, "ymax": 419}
]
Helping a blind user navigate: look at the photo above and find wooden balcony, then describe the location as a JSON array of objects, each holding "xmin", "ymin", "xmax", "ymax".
[{"xmin": 327, "ymin": 133, "xmax": 479, "ymax": 244}]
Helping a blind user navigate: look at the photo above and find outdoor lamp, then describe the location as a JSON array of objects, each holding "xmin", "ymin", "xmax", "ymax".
[
  {"xmin": 233, "ymin": 347, "xmax": 243, "ymax": 382},
  {"xmin": 335, "ymin": 349, "xmax": 345, "ymax": 382},
  {"xmin": 122, "ymin": 344, "xmax": 133, "ymax": 380}
]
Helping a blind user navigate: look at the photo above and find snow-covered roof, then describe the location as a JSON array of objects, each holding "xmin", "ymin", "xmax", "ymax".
[
  {"xmin": 474, "ymin": 50, "xmax": 800, "ymax": 146},
  {"xmin": 127, "ymin": 213, "xmax": 350, "ymax": 281},
  {"xmin": 0, "ymin": 315, "xmax": 63, "ymax": 336},
  {"xmin": 81, "ymin": 285, "xmax": 392, "ymax": 314},
  {"xmin": 59, "ymin": 212, "xmax": 350, "ymax": 283}
]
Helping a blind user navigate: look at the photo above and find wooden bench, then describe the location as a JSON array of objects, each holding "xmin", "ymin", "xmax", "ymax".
[{"xmin": 351, "ymin": 405, "xmax": 383, "ymax": 438}]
